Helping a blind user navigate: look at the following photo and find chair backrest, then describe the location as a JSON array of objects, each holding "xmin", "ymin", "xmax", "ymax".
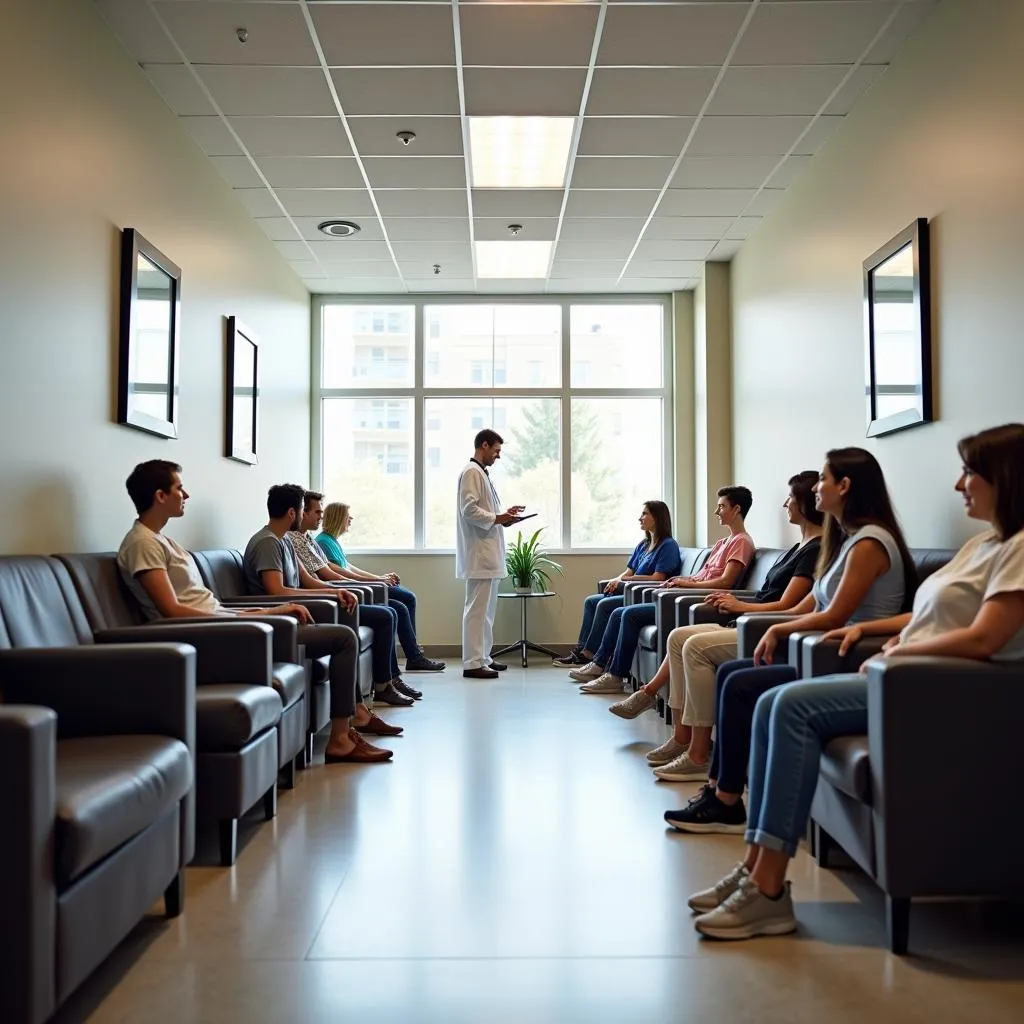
[
  {"xmin": 677, "ymin": 546, "xmax": 708, "ymax": 577},
  {"xmin": 910, "ymin": 547, "xmax": 957, "ymax": 584},
  {"xmin": 191, "ymin": 549, "xmax": 247, "ymax": 598},
  {"xmin": 0, "ymin": 556, "xmax": 94, "ymax": 649},
  {"xmin": 744, "ymin": 548, "xmax": 788, "ymax": 593},
  {"xmin": 55, "ymin": 552, "xmax": 146, "ymax": 630}
]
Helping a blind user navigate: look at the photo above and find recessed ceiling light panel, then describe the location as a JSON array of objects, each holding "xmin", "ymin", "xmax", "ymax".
[
  {"xmin": 469, "ymin": 117, "xmax": 575, "ymax": 189},
  {"xmin": 317, "ymin": 220, "xmax": 361, "ymax": 237},
  {"xmin": 475, "ymin": 240, "xmax": 552, "ymax": 279}
]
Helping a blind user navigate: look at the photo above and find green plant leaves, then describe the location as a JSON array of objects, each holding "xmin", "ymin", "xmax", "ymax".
[{"xmin": 505, "ymin": 526, "xmax": 564, "ymax": 591}]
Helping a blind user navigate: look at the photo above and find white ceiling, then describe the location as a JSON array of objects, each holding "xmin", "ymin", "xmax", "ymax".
[{"xmin": 95, "ymin": 0, "xmax": 939, "ymax": 294}]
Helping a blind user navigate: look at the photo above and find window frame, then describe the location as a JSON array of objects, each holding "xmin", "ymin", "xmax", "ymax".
[{"xmin": 311, "ymin": 293, "xmax": 674, "ymax": 555}]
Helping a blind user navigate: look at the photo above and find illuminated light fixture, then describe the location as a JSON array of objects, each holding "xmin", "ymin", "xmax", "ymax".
[
  {"xmin": 468, "ymin": 117, "xmax": 575, "ymax": 189},
  {"xmin": 475, "ymin": 240, "xmax": 552, "ymax": 278}
]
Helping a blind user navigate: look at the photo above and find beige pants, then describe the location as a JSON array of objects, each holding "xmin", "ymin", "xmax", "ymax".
[{"xmin": 665, "ymin": 624, "xmax": 739, "ymax": 727}]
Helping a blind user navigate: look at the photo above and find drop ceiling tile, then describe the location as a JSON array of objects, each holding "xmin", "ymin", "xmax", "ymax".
[
  {"xmin": 725, "ymin": 217, "xmax": 763, "ymax": 241},
  {"xmin": 152, "ymin": 2, "xmax": 319, "ymax": 66},
  {"xmin": 587, "ymin": 69, "xmax": 717, "ymax": 116},
  {"xmin": 560, "ymin": 218, "xmax": 647, "ymax": 242},
  {"xmin": 376, "ymin": 190, "xmax": 468, "ymax": 217},
  {"xmin": 288, "ymin": 261, "xmax": 327, "ymax": 279},
  {"xmin": 623, "ymin": 260, "xmax": 706, "ymax": 278},
  {"xmin": 309, "ymin": 240, "xmax": 394, "ymax": 261},
  {"xmin": 478, "ymin": 280, "xmax": 547, "ymax": 294},
  {"xmin": 411, "ymin": 279, "xmax": 477, "ymax": 293},
  {"xmin": 671, "ymin": 156, "xmax": 781, "ymax": 189},
  {"xmin": 234, "ymin": 188, "xmax": 284, "ymax": 218},
  {"xmin": 347, "ymin": 117, "xmax": 463, "ymax": 157},
  {"xmin": 390, "ymin": 241, "xmax": 473, "ymax": 261},
  {"xmin": 274, "ymin": 240, "xmax": 315, "ymax": 261},
  {"xmin": 363, "ymin": 157, "xmax": 466, "ymax": 189},
  {"xmin": 765, "ymin": 155, "xmax": 813, "ymax": 189},
  {"xmin": 383, "ymin": 218, "xmax": 471, "ymax": 242},
  {"xmin": 179, "ymin": 116, "xmax": 241, "ymax": 156},
  {"xmin": 474, "ymin": 218, "xmax": 558, "ymax": 241},
  {"xmin": 210, "ymin": 155, "xmax": 263, "ymax": 188},
  {"xmin": 459, "ymin": 5, "xmax": 599, "ymax": 66},
  {"xmin": 658, "ymin": 189, "xmax": 756, "ymax": 217},
  {"xmin": 564, "ymin": 191, "xmax": 659, "ymax": 218},
  {"xmin": 96, "ymin": 0, "xmax": 181, "ymax": 63},
  {"xmin": 577, "ymin": 117, "xmax": 695, "ymax": 157},
  {"xmin": 311, "ymin": 5, "xmax": 455, "ymax": 66},
  {"xmin": 546, "ymin": 279, "xmax": 616, "ymax": 294},
  {"xmin": 688, "ymin": 116, "xmax": 815, "ymax": 157},
  {"xmin": 229, "ymin": 117, "xmax": 351, "ymax": 157},
  {"xmin": 598, "ymin": 4, "xmax": 748, "ymax": 66},
  {"xmin": 471, "ymin": 190, "xmax": 565, "ymax": 218},
  {"xmin": 399, "ymin": 261, "xmax": 474, "ymax": 280},
  {"xmin": 733, "ymin": 2, "xmax": 896, "ymax": 65},
  {"xmin": 709, "ymin": 67, "xmax": 849, "ymax": 115},
  {"xmin": 143, "ymin": 65, "xmax": 216, "ymax": 116},
  {"xmin": 275, "ymin": 189, "xmax": 376, "ymax": 218},
  {"xmin": 549, "ymin": 261, "xmax": 624, "ymax": 279},
  {"xmin": 317, "ymin": 281, "xmax": 405, "ymax": 294},
  {"xmin": 256, "ymin": 157, "xmax": 364, "ymax": 188},
  {"xmin": 794, "ymin": 115, "xmax": 846, "ymax": 155},
  {"xmin": 824, "ymin": 65, "xmax": 888, "ymax": 115},
  {"xmin": 745, "ymin": 189, "xmax": 786, "ymax": 216},
  {"xmin": 256, "ymin": 217, "xmax": 302, "ymax": 242},
  {"xmin": 633, "ymin": 239, "xmax": 717, "ymax": 261},
  {"xmin": 292, "ymin": 217, "xmax": 384, "ymax": 242},
  {"xmin": 615, "ymin": 279, "xmax": 686, "ymax": 294},
  {"xmin": 570, "ymin": 157, "xmax": 674, "ymax": 189},
  {"xmin": 866, "ymin": 1, "xmax": 939, "ymax": 63},
  {"xmin": 314, "ymin": 262, "xmax": 401, "ymax": 280},
  {"xmin": 331, "ymin": 69, "xmax": 460, "ymax": 116},
  {"xmin": 645, "ymin": 217, "xmax": 733, "ymax": 240},
  {"xmin": 197, "ymin": 67, "xmax": 337, "ymax": 115},
  {"xmin": 710, "ymin": 239, "xmax": 743, "ymax": 260},
  {"xmin": 554, "ymin": 239, "xmax": 635, "ymax": 260},
  {"xmin": 464, "ymin": 69, "xmax": 586, "ymax": 117}
]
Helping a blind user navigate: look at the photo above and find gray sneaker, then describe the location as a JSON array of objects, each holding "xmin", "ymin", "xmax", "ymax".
[
  {"xmin": 645, "ymin": 737, "xmax": 688, "ymax": 765},
  {"xmin": 569, "ymin": 661, "xmax": 604, "ymax": 682},
  {"xmin": 579, "ymin": 672, "xmax": 625, "ymax": 694},
  {"xmin": 608, "ymin": 689, "xmax": 656, "ymax": 719},
  {"xmin": 653, "ymin": 752, "xmax": 710, "ymax": 782},
  {"xmin": 687, "ymin": 862, "xmax": 750, "ymax": 913},
  {"xmin": 693, "ymin": 878, "xmax": 797, "ymax": 940}
]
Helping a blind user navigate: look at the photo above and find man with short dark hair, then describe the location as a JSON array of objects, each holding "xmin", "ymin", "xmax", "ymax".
[{"xmin": 456, "ymin": 429, "xmax": 526, "ymax": 679}]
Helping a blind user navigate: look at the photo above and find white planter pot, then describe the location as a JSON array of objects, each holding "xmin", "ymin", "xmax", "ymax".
[{"xmin": 513, "ymin": 586, "xmax": 533, "ymax": 595}]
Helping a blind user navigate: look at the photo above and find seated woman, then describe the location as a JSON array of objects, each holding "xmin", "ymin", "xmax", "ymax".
[
  {"xmin": 554, "ymin": 501, "xmax": 680, "ymax": 670},
  {"xmin": 574, "ymin": 486, "xmax": 755, "ymax": 695},
  {"xmin": 687, "ymin": 423, "xmax": 1024, "ymax": 941},
  {"xmin": 609, "ymin": 473, "xmax": 823, "ymax": 781},
  {"xmin": 665, "ymin": 446, "xmax": 915, "ymax": 832},
  {"xmin": 315, "ymin": 500, "xmax": 444, "ymax": 673}
]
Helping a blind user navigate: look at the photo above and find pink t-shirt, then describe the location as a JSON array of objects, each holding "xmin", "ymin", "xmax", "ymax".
[{"xmin": 692, "ymin": 534, "xmax": 755, "ymax": 582}]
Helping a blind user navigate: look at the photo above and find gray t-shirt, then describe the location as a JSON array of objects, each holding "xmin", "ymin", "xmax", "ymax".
[
  {"xmin": 813, "ymin": 523, "xmax": 906, "ymax": 624},
  {"xmin": 243, "ymin": 526, "xmax": 300, "ymax": 594}
]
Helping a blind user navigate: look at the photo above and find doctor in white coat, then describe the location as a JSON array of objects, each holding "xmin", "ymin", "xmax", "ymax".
[{"xmin": 457, "ymin": 429, "xmax": 525, "ymax": 678}]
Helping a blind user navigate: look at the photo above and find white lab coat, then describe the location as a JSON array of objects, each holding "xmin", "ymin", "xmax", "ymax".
[{"xmin": 456, "ymin": 460, "xmax": 506, "ymax": 580}]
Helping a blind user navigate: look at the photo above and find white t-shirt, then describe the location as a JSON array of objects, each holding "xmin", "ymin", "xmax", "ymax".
[
  {"xmin": 117, "ymin": 520, "xmax": 225, "ymax": 620},
  {"xmin": 899, "ymin": 529, "xmax": 1024, "ymax": 661}
]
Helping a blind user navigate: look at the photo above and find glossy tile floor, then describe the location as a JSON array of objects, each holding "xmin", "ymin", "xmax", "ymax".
[{"xmin": 58, "ymin": 665, "xmax": 1024, "ymax": 1023}]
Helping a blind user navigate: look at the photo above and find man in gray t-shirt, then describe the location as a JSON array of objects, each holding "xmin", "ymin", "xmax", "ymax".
[{"xmin": 243, "ymin": 525, "xmax": 302, "ymax": 593}]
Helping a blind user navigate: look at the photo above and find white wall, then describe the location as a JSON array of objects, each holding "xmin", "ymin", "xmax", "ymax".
[
  {"xmin": 731, "ymin": 0, "xmax": 1024, "ymax": 550},
  {"xmin": 0, "ymin": 0, "xmax": 310, "ymax": 555}
]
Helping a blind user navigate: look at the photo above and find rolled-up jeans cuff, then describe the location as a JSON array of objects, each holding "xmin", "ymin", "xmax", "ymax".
[{"xmin": 750, "ymin": 828, "xmax": 798, "ymax": 858}]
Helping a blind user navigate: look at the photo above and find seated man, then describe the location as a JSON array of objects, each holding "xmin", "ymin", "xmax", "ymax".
[{"xmin": 117, "ymin": 460, "xmax": 397, "ymax": 764}]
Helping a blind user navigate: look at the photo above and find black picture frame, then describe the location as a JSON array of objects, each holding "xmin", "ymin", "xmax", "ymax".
[
  {"xmin": 117, "ymin": 228, "xmax": 181, "ymax": 439},
  {"xmin": 863, "ymin": 218, "xmax": 933, "ymax": 438},
  {"xmin": 225, "ymin": 317, "xmax": 259, "ymax": 465}
]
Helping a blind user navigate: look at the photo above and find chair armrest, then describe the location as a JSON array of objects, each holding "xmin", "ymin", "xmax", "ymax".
[
  {"xmin": 351, "ymin": 582, "xmax": 387, "ymax": 604},
  {"xmin": 220, "ymin": 596, "xmax": 339, "ymax": 623},
  {"xmin": 735, "ymin": 614, "xmax": 801, "ymax": 658},
  {"xmin": 786, "ymin": 630, "xmax": 824, "ymax": 673},
  {"xmin": 95, "ymin": 621, "xmax": 273, "ymax": 686},
  {"xmin": 800, "ymin": 634, "xmax": 891, "ymax": 677},
  {"xmin": 126, "ymin": 614, "xmax": 299, "ymax": 663},
  {"xmin": 622, "ymin": 581, "xmax": 650, "ymax": 606},
  {"xmin": 673, "ymin": 593, "xmax": 716, "ymax": 628},
  {"xmin": 688, "ymin": 603, "xmax": 735, "ymax": 626},
  {"xmin": 0, "ymin": 706, "xmax": 57, "ymax": 1024}
]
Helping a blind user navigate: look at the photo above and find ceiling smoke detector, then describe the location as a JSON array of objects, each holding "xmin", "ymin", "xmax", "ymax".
[
  {"xmin": 507, "ymin": 224, "xmax": 523, "ymax": 236},
  {"xmin": 433, "ymin": 264, "xmax": 441, "ymax": 275},
  {"xmin": 396, "ymin": 130, "xmax": 417, "ymax": 146},
  {"xmin": 317, "ymin": 220, "xmax": 361, "ymax": 238}
]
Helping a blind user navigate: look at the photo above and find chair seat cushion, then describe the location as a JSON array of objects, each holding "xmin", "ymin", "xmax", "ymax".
[
  {"xmin": 310, "ymin": 656, "xmax": 329, "ymax": 684},
  {"xmin": 55, "ymin": 735, "xmax": 192, "ymax": 887},
  {"xmin": 196, "ymin": 684, "xmax": 281, "ymax": 750},
  {"xmin": 358, "ymin": 625, "xmax": 373, "ymax": 653},
  {"xmin": 639, "ymin": 624, "xmax": 658, "ymax": 651},
  {"xmin": 819, "ymin": 735, "xmax": 872, "ymax": 804},
  {"xmin": 270, "ymin": 662, "xmax": 305, "ymax": 709}
]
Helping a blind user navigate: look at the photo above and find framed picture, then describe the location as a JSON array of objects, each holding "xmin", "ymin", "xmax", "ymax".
[
  {"xmin": 117, "ymin": 228, "xmax": 181, "ymax": 438},
  {"xmin": 863, "ymin": 218, "xmax": 933, "ymax": 438},
  {"xmin": 225, "ymin": 317, "xmax": 259, "ymax": 465}
]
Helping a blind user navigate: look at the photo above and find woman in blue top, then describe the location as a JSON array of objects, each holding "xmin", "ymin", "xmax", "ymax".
[{"xmin": 554, "ymin": 501, "xmax": 681, "ymax": 669}]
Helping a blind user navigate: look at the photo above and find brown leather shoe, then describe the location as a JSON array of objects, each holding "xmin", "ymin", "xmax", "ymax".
[
  {"xmin": 325, "ymin": 735, "xmax": 394, "ymax": 763},
  {"xmin": 393, "ymin": 679, "xmax": 423, "ymax": 700},
  {"xmin": 355, "ymin": 712, "xmax": 404, "ymax": 737},
  {"xmin": 463, "ymin": 667, "xmax": 499, "ymax": 679}
]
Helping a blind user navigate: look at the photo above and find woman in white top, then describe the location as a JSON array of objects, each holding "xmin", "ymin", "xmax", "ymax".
[{"xmin": 686, "ymin": 424, "xmax": 1024, "ymax": 942}]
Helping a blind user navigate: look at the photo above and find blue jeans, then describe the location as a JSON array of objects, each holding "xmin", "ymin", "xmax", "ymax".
[
  {"xmin": 358, "ymin": 603, "xmax": 400, "ymax": 685},
  {"xmin": 746, "ymin": 675, "xmax": 868, "ymax": 856},
  {"xmin": 593, "ymin": 604, "xmax": 656, "ymax": 678},
  {"xmin": 387, "ymin": 585, "xmax": 422, "ymax": 659},
  {"xmin": 578, "ymin": 594, "xmax": 624, "ymax": 652},
  {"xmin": 711, "ymin": 659, "xmax": 799, "ymax": 795}
]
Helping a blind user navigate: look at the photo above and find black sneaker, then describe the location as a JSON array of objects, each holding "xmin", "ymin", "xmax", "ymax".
[
  {"xmin": 405, "ymin": 655, "xmax": 445, "ymax": 672},
  {"xmin": 552, "ymin": 648, "xmax": 586, "ymax": 668},
  {"xmin": 664, "ymin": 789, "xmax": 746, "ymax": 834}
]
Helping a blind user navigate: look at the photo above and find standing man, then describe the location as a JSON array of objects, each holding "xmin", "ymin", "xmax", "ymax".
[{"xmin": 457, "ymin": 429, "xmax": 525, "ymax": 679}]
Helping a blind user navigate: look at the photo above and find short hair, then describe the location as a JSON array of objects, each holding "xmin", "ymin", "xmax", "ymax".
[
  {"xmin": 958, "ymin": 423, "xmax": 1024, "ymax": 540},
  {"xmin": 718, "ymin": 485, "xmax": 753, "ymax": 519},
  {"xmin": 474, "ymin": 428, "xmax": 504, "ymax": 449},
  {"xmin": 788, "ymin": 471, "xmax": 824, "ymax": 526},
  {"xmin": 267, "ymin": 483, "xmax": 306, "ymax": 520},
  {"xmin": 303, "ymin": 490, "xmax": 324, "ymax": 509},
  {"xmin": 125, "ymin": 459, "xmax": 181, "ymax": 515}
]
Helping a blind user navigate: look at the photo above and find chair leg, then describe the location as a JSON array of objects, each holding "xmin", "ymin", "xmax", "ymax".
[
  {"xmin": 306, "ymin": 734, "xmax": 315, "ymax": 763},
  {"xmin": 264, "ymin": 783, "xmax": 278, "ymax": 821},
  {"xmin": 886, "ymin": 896, "xmax": 911, "ymax": 955},
  {"xmin": 164, "ymin": 871, "xmax": 184, "ymax": 917},
  {"xmin": 281, "ymin": 756, "xmax": 297, "ymax": 790},
  {"xmin": 219, "ymin": 819, "xmax": 238, "ymax": 867},
  {"xmin": 814, "ymin": 823, "xmax": 835, "ymax": 868}
]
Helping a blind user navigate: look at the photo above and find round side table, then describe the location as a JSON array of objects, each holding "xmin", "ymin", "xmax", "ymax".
[{"xmin": 492, "ymin": 591, "xmax": 558, "ymax": 668}]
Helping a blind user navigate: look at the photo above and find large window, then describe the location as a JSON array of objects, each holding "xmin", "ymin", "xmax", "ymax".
[{"xmin": 314, "ymin": 299, "xmax": 671, "ymax": 551}]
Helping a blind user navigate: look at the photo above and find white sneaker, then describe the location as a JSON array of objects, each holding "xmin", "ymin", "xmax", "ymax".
[
  {"xmin": 579, "ymin": 672, "xmax": 625, "ymax": 694},
  {"xmin": 569, "ymin": 661, "xmax": 604, "ymax": 682},
  {"xmin": 608, "ymin": 689, "xmax": 656, "ymax": 719},
  {"xmin": 687, "ymin": 863, "xmax": 750, "ymax": 913},
  {"xmin": 653, "ymin": 752, "xmax": 711, "ymax": 782},
  {"xmin": 693, "ymin": 878, "xmax": 797, "ymax": 940},
  {"xmin": 645, "ymin": 737, "xmax": 688, "ymax": 766}
]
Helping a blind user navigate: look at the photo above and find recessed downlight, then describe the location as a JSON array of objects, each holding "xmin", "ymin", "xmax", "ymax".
[{"xmin": 317, "ymin": 220, "xmax": 361, "ymax": 237}]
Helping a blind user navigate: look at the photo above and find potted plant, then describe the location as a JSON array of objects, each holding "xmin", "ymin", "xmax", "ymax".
[{"xmin": 506, "ymin": 527, "xmax": 563, "ymax": 595}]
